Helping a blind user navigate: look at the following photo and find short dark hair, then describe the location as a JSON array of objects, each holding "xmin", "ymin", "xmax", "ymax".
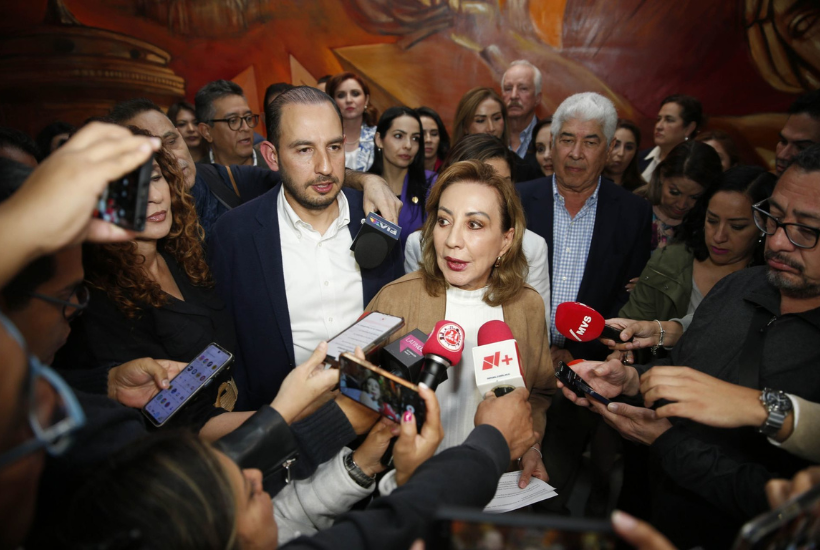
[
  {"xmin": 680, "ymin": 165, "xmax": 776, "ymax": 265},
  {"xmin": 644, "ymin": 140, "xmax": 723, "ymax": 206},
  {"xmin": 108, "ymin": 98, "xmax": 164, "ymax": 125},
  {"xmin": 35, "ymin": 121, "xmax": 75, "ymax": 160},
  {"xmin": 195, "ymin": 80, "xmax": 245, "ymax": 126},
  {"xmin": 696, "ymin": 129, "xmax": 740, "ymax": 168},
  {"xmin": 263, "ymin": 82, "xmax": 294, "ymax": 106},
  {"xmin": 415, "ymin": 106, "xmax": 451, "ymax": 163},
  {"xmin": 443, "ymin": 133, "xmax": 518, "ymax": 183},
  {"xmin": 790, "ymin": 142, "xmax": 820, "ymax": 173},
  {"xmin": 264, "ymin": 86, "xmax": 342, "ymax": 150},
  {"xmin": 0, "ymin": 127, "xmax": 40, "ymax": 162},
  {"xmin": 660, "ymin": 94, "xmax": 704, "ymax": 138},
  {"xmin": 788, "ymin": 90, "xmax": 820, "ymax": 120},
  {"xmin": 166, "ymin": 101, "xmax": 196, "ymax": 125},
  {"xmin": 317, "ymin": 75, "xmax": 332, "ymax": 85},
  {"xmin": 0, "ymin": 159, "xmax": 56, "ymax": 310}
]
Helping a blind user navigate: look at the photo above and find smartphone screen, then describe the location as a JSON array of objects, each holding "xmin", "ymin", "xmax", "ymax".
[
  {"xmin": 142, "ymin": 343, "xmax": 233, "ymax": 427},
  {"xmin": 325, "ymin": 312, "xmax": 404, "ymax": 366},
  {"xmin": 733, "ymin": 483, "xmax": 820, "ymax": 550},
  {"xmin": 339, "ymin": 352, "xmax": 425, "ymax": 429},
  {"xmin": 556, "ymin": 361, "xmax": 611, "ymax": 405},
  {"xmin": 94, "ymin": 155, "xmax": 153, "ymax": 231},
  {"xmin": 428, "ymin": 507, "xmax": 616, "ymax": 550}
]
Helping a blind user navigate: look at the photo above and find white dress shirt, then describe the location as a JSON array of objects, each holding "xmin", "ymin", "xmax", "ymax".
[
  {"xmin": 640, "ymin": 146, "xmax": 662, "ymax": 182},
  {"xmin": 277, "ymin": 188, "xmax": 364, "ymax": 365}
]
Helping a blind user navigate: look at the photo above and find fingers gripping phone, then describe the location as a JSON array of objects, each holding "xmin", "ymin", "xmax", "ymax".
[
  {"xmin": 94, "ymin": 155, "xmax": 153, "ymax": 231},
  {"xmin": 339, "ymin": 352, "xmax": 425, "ymax": 430},
  {"xmin": 142, "ymin": 343, "xmax": 234, "ymax": 428},
  {"xmin": 324, "ymin": 312, "xmax": 405, "ymax": 368},
  {"xmin": 555, "ymin": 361, "xmax": 611, "ymax": 405}
]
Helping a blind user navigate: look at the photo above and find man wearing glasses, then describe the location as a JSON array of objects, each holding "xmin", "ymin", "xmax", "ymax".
[
  {"xmin": 195, "ymin": 80, "xmax": 266, "ymax": 169},
  {"xmin": 559, "ymin": 144, "xmax": 820, "ymax": 550}
]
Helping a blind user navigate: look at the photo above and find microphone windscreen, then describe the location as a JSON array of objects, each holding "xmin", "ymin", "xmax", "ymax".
[
  {"xmin": 422, "ymin": 320, "xmax": 465, "ymax": 365},
  {"xmin": 353, "ymin": 232, "xmax": 389, "ymax": 269},
  {"xmin": 477, "ymin": 319, "xmax": 514, "ymax": 346},
  {"xmin": 555, "ymin": 302, "xmax": 606, "ymax": 342}
]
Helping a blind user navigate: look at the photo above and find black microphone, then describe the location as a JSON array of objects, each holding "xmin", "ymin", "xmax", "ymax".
[
  {"xmin": 350, "ymin": 212, "xmax": 401, "ymax": 269},
  {"xmin": 379, "ymin": 329, "xmax": 428, "ymax": 382},
  {"xmin": 417, "ymin": 320, "xmax": 466, "ymax": 390}
]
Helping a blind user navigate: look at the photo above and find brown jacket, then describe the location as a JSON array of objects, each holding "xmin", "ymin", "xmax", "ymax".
[{"xmin": 365, "ymin": 271, "xmax": 555, "ymax": 439}]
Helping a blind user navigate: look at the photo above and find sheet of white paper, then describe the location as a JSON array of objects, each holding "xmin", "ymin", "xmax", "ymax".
[{"xmin": 483, "ymin": 472, "xmax": 558, "ymax": 514}]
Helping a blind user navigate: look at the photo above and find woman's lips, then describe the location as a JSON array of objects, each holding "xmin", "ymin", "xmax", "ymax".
[
  {"xmin": 398, "ymin": 154, "xmax": 412, "ymax": 161},
  {"xmin": 445, "ymin": 257, "xmax": 468, "ymax": 271},
  {"xmin": 710, "ymin": 246, "xmax": 728, "ymax": 256},
  {"xmin": 147, "ymin": 210, "xmax": 166, "ymax": 223}
]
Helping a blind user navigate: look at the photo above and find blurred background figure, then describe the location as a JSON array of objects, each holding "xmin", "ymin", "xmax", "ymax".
[
  {"xmin": 327, "ymin": 72, "xmax": 378, "ymax": 171},
  {"xmin": 604, "ymin": 119, "xmax": 644, "ymax": 191},
  {"xmin": 167, "ymin": 101, "xmax": 208, "ymax": 163}
]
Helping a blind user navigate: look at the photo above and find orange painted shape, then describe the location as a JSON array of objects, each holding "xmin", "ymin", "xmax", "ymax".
[{"xmin": 529, "ymin": 0, "xmax": 567, "ymax": 49}]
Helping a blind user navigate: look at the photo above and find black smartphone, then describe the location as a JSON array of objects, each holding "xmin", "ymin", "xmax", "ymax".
[
  {"xmin": 324, "ymin": 311, "xmax": 405, "ymax": 367},
  {"xmin": 339, "ymin": 352, "xmax": 425, "ymax": 429},
  {"xmin": 555, "ymin": 361, "xmax": 611, "ymax": 405},
  {"xmin": 732, "ymin": 483, "xmax": 820, "ymax": 550},
  {"xmin": 94, "ymin": 155, "xmax": 153, "ymax": 231},
  {"xmin": 142, "ymin": 343, "xmax": 234, "ymax": 428},
  {"xmin": 600, "ymin": 324, "xmax": 625, "ymax": 342},
  {"xmin": 427, "ymin": 506, "xmax": 617, "ymax": 549}
]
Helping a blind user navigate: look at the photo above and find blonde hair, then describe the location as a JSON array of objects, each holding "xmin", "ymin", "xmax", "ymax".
[{"xmin": 420, "ymin": 160, "xmax": 527, "ymax": 307}]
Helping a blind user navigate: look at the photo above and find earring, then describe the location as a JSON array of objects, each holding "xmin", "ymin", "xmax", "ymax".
[
  {"xmin": 685, "ymin": 136, "xmax": 689, "ymax": 141},
  {"xmin": 494, "ymin": 256, "xmax": 502, "ymax": 268}
]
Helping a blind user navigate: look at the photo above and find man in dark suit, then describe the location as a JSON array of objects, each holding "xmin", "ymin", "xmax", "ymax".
[
  {"xmin": 517, "ymin": 91, "xmax": 652, "ymax": 514},
  {"xmin": 208, "ymin": 87, "xmax": 404, "ymax": 410}
]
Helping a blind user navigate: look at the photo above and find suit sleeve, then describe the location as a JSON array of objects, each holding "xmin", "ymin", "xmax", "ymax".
[
  {"xmin": 610, "ymin": 200, "xmax": 653, "ymax": 317},
  {"xmin": 280, "ymin": 425, "xmax": 509, "ymax": 550},
  {"xmin": 650, "ymin": 423, "xmax": 774, "ymax": 522}
]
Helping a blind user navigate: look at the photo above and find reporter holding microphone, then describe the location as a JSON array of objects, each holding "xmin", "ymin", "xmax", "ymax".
[{"xmin": 365, "ymin": 160, "xmax": 555, "ymax": 486}]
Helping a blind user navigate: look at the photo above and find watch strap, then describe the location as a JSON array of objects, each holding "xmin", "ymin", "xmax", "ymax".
[{"xmin": 344, "ymin": 451, "xmax": 375, "ymax": 488}]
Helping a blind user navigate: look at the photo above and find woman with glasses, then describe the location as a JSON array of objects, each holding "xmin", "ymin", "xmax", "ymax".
[
  {"xmin": 57, "ymin": 133, "xmax": 240, "ymax": 422},
  {"xmin": 617, "ymin": 166, "xmax": 776, "ymax": 328},
  {"xmin": 167, "ymin": 101, "xmax": 208, "ymax": 163}
]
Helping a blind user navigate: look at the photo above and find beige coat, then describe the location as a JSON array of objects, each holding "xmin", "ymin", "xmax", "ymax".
[{"xmin": 365, "ymin": 271, "xmax": 555, "ymax": 439}]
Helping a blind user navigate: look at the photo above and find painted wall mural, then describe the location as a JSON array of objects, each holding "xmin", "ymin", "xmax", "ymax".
[{"xmin": 0, "ymin": 0, "xmax": 817, "ymax": 168}]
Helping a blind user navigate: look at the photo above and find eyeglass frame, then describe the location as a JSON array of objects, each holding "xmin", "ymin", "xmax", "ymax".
[
  {"xmin": 0, "ymin": 312, "xmax": 86, "ymax": 469},
  {"xmin": 205, "ymin": 114, "xmax": 260, "ymax": 131},
  {"xmin": 752, "ymin": 198, "xmax": 820, "ymax": 250},
  {"xmin": 27, "ymin": 283, "xmax": 90, "ymax": 322}
]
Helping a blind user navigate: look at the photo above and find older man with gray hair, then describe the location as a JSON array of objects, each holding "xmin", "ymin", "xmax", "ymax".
[
  {"xmin": 518, "ymin": 92, "xmax": 651, "ymax": 514},
  {"xmin": 501, "ymin": 59, "xmax": 543, "ymax": 158}
]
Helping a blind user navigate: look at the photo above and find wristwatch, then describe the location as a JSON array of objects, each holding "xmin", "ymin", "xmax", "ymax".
[
  {"xmin": 344, "ymin": 451, "xmax": 376, "ymax": 488},
  {"xmin": 758, "ymin": 388, "xmax": 793, "ymax": 437}
]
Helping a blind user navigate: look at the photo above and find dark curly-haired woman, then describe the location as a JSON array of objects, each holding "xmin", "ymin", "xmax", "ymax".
[{"xmin": 56, "ymin": 130, "xmax": 239, "ymax": 419}]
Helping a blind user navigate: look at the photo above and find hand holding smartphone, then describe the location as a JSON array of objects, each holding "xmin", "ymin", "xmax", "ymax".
[
  {"xmin": 142, "ymin": 343, "xmax": 233, "ymax": 427},
  {"xmin": 555, "ymin": 361, "xmax": 611, "ymax": 405},
  {"xmin": 94, "ymin": 155, "xmax": 153, "ymax": 231},
  {"xmin": 324, "ymin": 312, "xmax": 404, "ymax": 368}
]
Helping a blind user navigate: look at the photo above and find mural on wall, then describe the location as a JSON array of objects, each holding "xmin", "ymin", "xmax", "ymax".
[{"xmin": 0, "ymin": 0, "xmax": 817, "ymax": 167}]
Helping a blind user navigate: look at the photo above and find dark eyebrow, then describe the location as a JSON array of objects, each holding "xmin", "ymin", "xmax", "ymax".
[
  {"xmin": 162, "ymin": 131, "xmax": 177, "ymax": 141},
  {"xmin": 438, "ymin": 206, "xmax": 453, "ymax": 215},
  {"xmin": 584, "ymin": 134, "xmax": 601, "ymax": 141},
  {"xmin": 768, "ymin": 198, "xmax": 820, "ymax": 223},
  {"xmin": 223, "ymin": 109, "xmax": 253, "ymax": 118},
  {"xmin": 392, "ymin": 130, "xmax": 407, "ymax": 135},
  {"xmin": 706, "ymin": 208, "xmax": 750, "ymax": 222}
]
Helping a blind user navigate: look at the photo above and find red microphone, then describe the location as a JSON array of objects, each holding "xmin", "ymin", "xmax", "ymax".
[
  {"xmin": 473, "ymin": 320, "xmax": 526, "ymax": 396},
  {"xmin": 555, "ymin": 302, "xmax": 622, "ymax": 342},
  {"xmin": 418, "ymin": 320, "xmax": 465, "ymax": 389}
]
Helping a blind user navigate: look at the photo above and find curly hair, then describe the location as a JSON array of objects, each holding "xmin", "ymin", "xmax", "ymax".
[
  {"xmin": 420, "ymin": 160, "xmax": 527, "ymax": 307},
  {"xmin": 85, "ymin": 129, "xmax": 210, "ymax": 318}
]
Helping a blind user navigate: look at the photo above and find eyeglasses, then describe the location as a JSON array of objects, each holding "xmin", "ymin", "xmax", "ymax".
[
  {"xmin": 27, "ymin": 284, "xmax": 90, "ymax": 322},
  {"xmin": 207, "ymin": 114, "xmax": 259, "ymax": 131},
  {"xmin": 753, "ymin": 198, "xmax": 820, "ymax": 250},
  {"xmin": 0, "ymin": 313, "xmax": 85, "ymax": 469}
]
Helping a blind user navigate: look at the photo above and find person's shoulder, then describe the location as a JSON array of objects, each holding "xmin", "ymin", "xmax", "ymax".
[
  {"xmin": 651, "ymin": 243, "xmax": 695, "ymax": 269},
  {"xmin": 212, "ymin": 186, "xmax": 278, "ymax": 237},
  {"xmin": 600, "ymin": 177, "xmax": 650, "ymax": 210},
  {"xmin": 515, "ymin": 177, "xmax": 551, "ymax": 200},
  {"xmin": 381, "ymin": 271, "xmax": 424, "ymax": 289}
]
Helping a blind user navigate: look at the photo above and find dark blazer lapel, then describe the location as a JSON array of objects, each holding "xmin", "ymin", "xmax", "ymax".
[
  {"xmin": 252, "ymin": 184, "xmax": 295, "ymax": 365},
  {"xmin": 577, "ymin": 180, "xmax": 619, "ymax": 304}
]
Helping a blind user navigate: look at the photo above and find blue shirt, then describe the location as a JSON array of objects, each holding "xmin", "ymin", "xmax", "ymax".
[
  {"xmin": 513, "ymin": 115, "xmax": 538, "ymax": 158},
  {"xmin": 550, "ymin": 175, "xmax": 601, "ymax": 346}
]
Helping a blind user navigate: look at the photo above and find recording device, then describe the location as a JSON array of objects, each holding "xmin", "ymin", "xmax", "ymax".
[
  {"xmin": 324, "ymin": 311, "xmax": 405, "ymax": 368},
  {"xmin": 555, "ymin": 360, "xmax": 611, "ymax": 405},
  {"xmin": 427, "ymin": 506, "xmax": 616, "ymax": 549},
  {"xmin": 732, "ymin": 482, "xmax": 820, "ymax": 550},
  {"xmin": 94, "ymin": 154, "xmax": 153, "ymax": 231},
  {"xmin": 472, "ymin": 320, "xmax": 526, "ymax": 397},
  {"xmin": 339, "ymin": 352, "xmax": 425, "ymax": 430},
  {"xmin": 418, "ymin": 320, "xmax": 465, "ymax": 390},
  {"xmin": 379, "ymin": 329, "xmax": 428, "ymax": 382},
  {"xmin": 350, "ymin": 212, "xmax": 402, "ymax": 269},
  {"xmin": 555, "ymin": 301, "xmax": 625, "ymax": 343},
  {"xmin": 143, "ymin": 343, "xmax": 234, "ymax": 427}
]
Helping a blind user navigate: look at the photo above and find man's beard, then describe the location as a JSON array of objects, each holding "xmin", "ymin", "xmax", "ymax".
[
  {"xmin": 765, "ymin": 250, "xmax": 820, "ymax": 299},
  {"xmin": 281, "ymin": 168, "xmax": 340, "ymax": 211}
]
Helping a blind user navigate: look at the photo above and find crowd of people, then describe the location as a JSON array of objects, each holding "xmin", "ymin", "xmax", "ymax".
[{"xmin": 1, "ymin": 58, "xmax": 819, "ymax": 550}]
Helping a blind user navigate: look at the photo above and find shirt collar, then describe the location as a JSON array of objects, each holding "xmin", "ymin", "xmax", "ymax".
[
  {"xmin": 645, "ymin": 146, "xmax": 661, "ymax": 162},
  {"xmin": 209, "ymin": 147, "xmax": 258, "ymax": 166},
  {"xmin": 278, "ymin": 186, "xmax": 350, "ymax": 236},
  {"xmin": 744, "ymin": 268, "xmax": 820, "ymax": 329},
  {"xmin": 551, "ymin": 174, "xmax": 602, "ymax": 206},
  {"xmin": 513, "ymin": 115, "xmax": 539, "ymax": 156}
]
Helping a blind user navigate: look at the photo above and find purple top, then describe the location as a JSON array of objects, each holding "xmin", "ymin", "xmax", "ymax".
[{"xmin": 399, "ymin": 170, "xmax": 437, "ymax": 250}]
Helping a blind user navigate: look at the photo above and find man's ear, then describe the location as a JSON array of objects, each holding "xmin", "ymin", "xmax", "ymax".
[
  {"xmin": 260, "ymin": 141, "xmax": 279, "ymax": 171},
  {"xmin": 198, "ymin": 123, "xmax": 214, "ymax": 144}
]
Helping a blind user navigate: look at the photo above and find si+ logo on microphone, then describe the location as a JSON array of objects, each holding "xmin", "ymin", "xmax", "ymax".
[{"xmin": 482, "ymin": 351, "xmax": 513, "ymax": 371}]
